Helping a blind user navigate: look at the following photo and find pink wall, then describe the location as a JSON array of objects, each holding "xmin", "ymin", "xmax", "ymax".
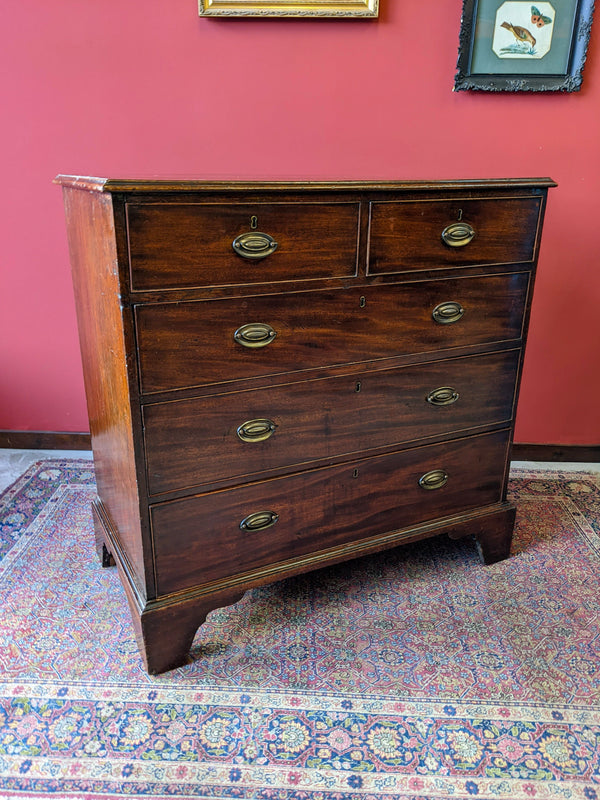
[{"xmin": 1, "ymin": 0, "xmax": 599, "ymax": 443}]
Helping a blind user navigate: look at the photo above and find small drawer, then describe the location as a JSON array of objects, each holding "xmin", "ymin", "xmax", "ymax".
[
  {"xmin": 126, "ymin": 201, "xmax": 360, "ymax": 290},
  {"xmin": 367, "ymin": 197, "xmax": 542, "ymax": 275},
  {"xmin": 143, "ymin": 349, "xmax": 520, "ymax": 495},
  {"xmin": 135, "ymin": 272, "xmax": 529, "ymax": 394},
  {"xmin": 150, "ymin": 429, "xmax": 510, "ymax": 595}
]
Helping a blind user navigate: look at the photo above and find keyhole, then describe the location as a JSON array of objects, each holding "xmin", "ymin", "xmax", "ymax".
[
  {"xmin": 250, "ymin": 216, "xmax": 258, "ymax": 229},
  {"xmin": 457, "ymin": 209, "xmax": 463, "ymax": 221},
  {"xmin": 359, "ymin": 296, "xmax": 366, "ymax": 308},
  {"xmin": 355, "ymin": 381, "xmax": 362, "ymax": 393},
  {"xmin": 353, "ymin": 468, "xmax": 359, "ymax": 478}
]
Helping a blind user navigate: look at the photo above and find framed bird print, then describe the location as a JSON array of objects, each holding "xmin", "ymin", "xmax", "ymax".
[{"xmin": 454, "ymin": 0, "xmax": 596, "ymax": 91}]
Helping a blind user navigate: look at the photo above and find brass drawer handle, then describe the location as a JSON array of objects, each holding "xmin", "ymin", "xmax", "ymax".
[
  {"xmin": 418, "ymin": 469, "xmax": 448, "ymax": 490},
  {"xmin": 441, "ymin": 221, "xmax": 476, "ymax": 247},
  {"xmin": 232, "ymin": 231, "xmax": 278, "ymax": 260},
  {"xmin": 237, "ymin": 418, "xmax": 277, "ymax": 443},
  {"xmin": 432, "ymin": 301, "xmax": 464, "ymax": 325},
  {"xmin": 234, "ymin": 322, "xmax": 277, "ymax": 348},
  {"xmin": 426, "ymin": 387, "xmax": 460, "ymax": 406},
  {"xmin": 240, "ymin": 510, "xmax": 279, "ymax": 532}
]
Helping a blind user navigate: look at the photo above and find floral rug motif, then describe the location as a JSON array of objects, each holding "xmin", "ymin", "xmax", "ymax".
[{"xmin": 0, "ymin": 459, "xmax": 599, "ymax": 799}]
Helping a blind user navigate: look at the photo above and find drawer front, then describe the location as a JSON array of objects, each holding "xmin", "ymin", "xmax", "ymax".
[
  {"xmin": 151, "ymin": 429, "xmax": 510, "ymax": 594},
  {"xmin": 135, "ymin": 273, "xmax": 529, "ymax": 394},
  {"xmin": 143, "ymin": 349, "xmax": 520, "ymax": 495},
  {"xmin": 127, "ymin": 201, "xmax": 361, "ymax": 290},
  {"xmin": 368, "ymin": 197, "xmax": 542, "ymax": 275}
]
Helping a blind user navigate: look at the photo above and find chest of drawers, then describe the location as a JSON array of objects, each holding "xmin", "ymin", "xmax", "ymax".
[{"xmin": 56, "ymin": 176, "xmax": 555, "ymax": 674}]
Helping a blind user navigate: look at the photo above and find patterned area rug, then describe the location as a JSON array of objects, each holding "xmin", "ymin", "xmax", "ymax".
[{"xmin": 0, "ymin": 460, "xmax": 599, "ymax": 799}]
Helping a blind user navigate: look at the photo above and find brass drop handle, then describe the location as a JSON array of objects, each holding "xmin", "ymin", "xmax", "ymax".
[
  {"xmin": 418, "ymin": 469, "xmax": 449, "ymax": 490},
  {"xmin": 232, "ymin": 231, "xmax": 278, "ymax": 260},
  {"xmin": 239, "ymin": 510, "xmax": 279, "ymax": 532},
  {"xmin": 441, "ymin": 221, "xmax": 476, "ymax": 247},
  {"xmin": 426, "ymin": 387, "xmax": 460, "ymax": 406},
  {"xmin": 234, "ymin": 323, "xmax": 277, "ymax": 349},
  {"xmin": 237, "ymin": 418, "xmax": 277, "ymax": 443},
  {"xmin": 432, "ymin": 301, "xmax": 464, "ymax": 325}
]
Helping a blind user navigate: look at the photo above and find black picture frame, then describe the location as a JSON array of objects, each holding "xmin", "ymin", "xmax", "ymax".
[{"xmin": 455, "ymin": 0, "xmax": 596, "ymax": 91}]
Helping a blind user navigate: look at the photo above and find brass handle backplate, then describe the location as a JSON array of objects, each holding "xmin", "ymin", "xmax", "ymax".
[
  {"xmin": 441, "ymin": 221, "xmax": 476, "ymax": 247},
  {"xmin": 426, "ymin": 387, "xmax": 460, "ymax": 406},
  {"xmin": 418, "ymin": 469, "xmax": 449, "ymax": 490},
  {"xmin": 232, "ymin": 231, "xmax": 278, "ymax": 260},
  {"xmin": 432, "ymin": 301, "xmax": 464, "ymax": 325},
  {"xmin": 239, "ymin": 510, "xmax": 279, "ymax": 532},
  {"xmin": 237, "ymin": 418, "xmax": 277, "ymax": 443},
  {"xmin": 234, "ymin": 322, "xmax": 277, "ymax": 349}
]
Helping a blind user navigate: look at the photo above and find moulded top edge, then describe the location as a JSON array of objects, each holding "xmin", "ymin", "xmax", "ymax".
[{"xmin": 54, "ymin": 175, "xmax": 558, "ymax": 193}]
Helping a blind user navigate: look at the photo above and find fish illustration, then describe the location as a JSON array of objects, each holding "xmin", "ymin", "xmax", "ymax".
[
  {"xmin": 501, "ymin": 21, "xmax": 536, "ymax": 47},
  {"xmin": 531, "ymin": 5, "xmax": 553, "ymax": 26}
]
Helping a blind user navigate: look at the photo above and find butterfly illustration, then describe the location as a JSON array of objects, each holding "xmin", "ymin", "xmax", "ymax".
[{"xmin": 531, "ymin": 5, "xmax": 553, "ymax": 27}]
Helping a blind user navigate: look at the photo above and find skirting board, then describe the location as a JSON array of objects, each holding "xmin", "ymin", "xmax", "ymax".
[
  {"xmin": 0, "ymin": 431, "xmax": 92, "ymax": 450},
  {"xmin": 0, "ymin": 431, "xmax": 599, "ymax": 463},
  {"xmin": 512, "ymin": 443, "xmax": 600, "ymax": 462}
]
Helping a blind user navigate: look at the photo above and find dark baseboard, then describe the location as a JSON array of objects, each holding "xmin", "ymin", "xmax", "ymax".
[
  {"xmin": 512, "ymin": 443, "xmax": 600, "ymax": 462},
  {"xmin": 0, "ymin": 430, "xmax": 92, "ymax": 450},
  {"xmin": 1, "ymin": 431, "xmax": 598, "ymax": 462}
]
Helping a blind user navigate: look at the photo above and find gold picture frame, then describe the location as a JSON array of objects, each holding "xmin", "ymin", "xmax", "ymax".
[{"xmin": 198, "ymin": 0, "xmax": 378, "ymax": 17}]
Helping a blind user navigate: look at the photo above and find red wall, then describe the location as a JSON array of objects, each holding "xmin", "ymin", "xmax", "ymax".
[{"xmin": 1, "ymin": 0, "xmax": 599, "ymax": 443}]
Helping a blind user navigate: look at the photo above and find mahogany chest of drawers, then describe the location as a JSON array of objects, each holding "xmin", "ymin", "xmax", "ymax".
[{"xmin": 56, "ymin": 176, "xmax": 555, "ymax": 674}]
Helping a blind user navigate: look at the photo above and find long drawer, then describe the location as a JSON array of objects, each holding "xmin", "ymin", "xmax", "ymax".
[
  {"xmin": 367, "ymin": 196, "xmax": 542, "ymax": 275},
  {"xmin": 126, "ymin": 201, "xmax": 361, "ymax": 290},
  {"xmin": 150, "ymin": 429, "xmax": 510, "ymax": 595},
  {"xmin": 135, "ymin": 273, "xmax": 529, "ymax": 394},
  {"xmin": 143, "ymin": 349, "xmax": 520, "ymax": 495}
]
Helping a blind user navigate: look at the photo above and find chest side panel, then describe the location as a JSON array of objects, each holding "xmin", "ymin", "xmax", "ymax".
[{"xmin": 62, "ymin": 188, "xmax": 147, "ymax": 596}]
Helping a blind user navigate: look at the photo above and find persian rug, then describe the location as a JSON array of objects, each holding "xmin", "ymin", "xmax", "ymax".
[{"xmin": 0, "ymin": 460, "xmax": 599, "ymax": 800}]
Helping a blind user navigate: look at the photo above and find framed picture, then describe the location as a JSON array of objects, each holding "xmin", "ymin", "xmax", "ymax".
[
  {"xmin": 198, "ymin": 0, "xmax": 378, "ymax": 17},
  {"xmin": 454, "ymin": 0, "xmax": 596, "ymax": 91}
]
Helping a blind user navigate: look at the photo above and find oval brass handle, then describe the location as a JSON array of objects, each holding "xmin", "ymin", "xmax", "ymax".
[
  {"xmin": 234, "ymin": 322, "xmax": 277, "ymax": 349},
  {"xmin": 432, "ymin": 301, "xmax": 464, "ymax": 325},
  {"xmin": 239, "ymin": 510, "xmax": 279, "ymax": 532},
  {"xmin": 232, "ymin": 231, "xmax": 278, "ymax": 260},
  {"xmin": 441, "ymin": 221, "xmax": 476, "ymax": 248},
  {"xmin": 418, "ymin": 469, "xmax": 448, "ymax": 490},
  {"xmin": 426, "ymin": 387, "xmax": 460, "ymax": 406},
  {"xmin": 237, "ymin": 418, "xmax": 277, "ymax": 443}
]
